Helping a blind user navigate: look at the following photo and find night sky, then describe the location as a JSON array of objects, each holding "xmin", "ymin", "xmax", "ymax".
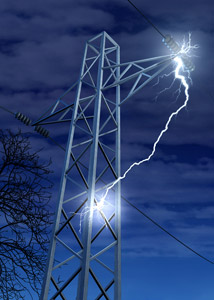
[{"xmin": 0, "ymin": 0, "xmax": 214, "ymax": 299}]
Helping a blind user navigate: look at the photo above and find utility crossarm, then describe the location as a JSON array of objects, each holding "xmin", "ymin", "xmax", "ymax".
[
  {"xmin": 32, "ymin": 53, "xmax": 176, "ymax": 128},
  {"xmin": 102, "ymin": 54, "xmax": 175, "ymax": 106}
]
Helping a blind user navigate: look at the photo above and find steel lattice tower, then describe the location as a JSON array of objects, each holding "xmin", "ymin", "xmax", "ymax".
[{"xmin": 36, "ymin": 31, "xmax": 175, "ymax": 300}]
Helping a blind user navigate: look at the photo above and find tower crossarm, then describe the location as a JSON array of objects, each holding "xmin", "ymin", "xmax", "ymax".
[
  {"xmin": 102, "ymin": 53, "xmax": 175, "ymax": 105},
  {"xmin": 32, "ymin": 54, "xmax": 175, "ymax": 128}
]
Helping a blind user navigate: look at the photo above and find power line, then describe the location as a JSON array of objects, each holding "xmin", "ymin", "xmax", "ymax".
[
  {"xmin": 0, "ymin": 103, "xmax": 213, "ymax": 265},
  {"xmin": 122, "ymin": 196, "xmax": 214, "ymax": 265},
  {"xmin": 128, "ymin": 0, "xmax": 166, "ymax": 39},
  {"xmin": 0, "ymin": 104, "xmax": 14, "ymax": 115}
]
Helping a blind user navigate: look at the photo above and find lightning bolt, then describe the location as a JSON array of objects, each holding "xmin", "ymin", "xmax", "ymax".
[
  {"xmin": 153, "ymin": 67, "xmax": 182, "ymax": 103},
  {"xmin": 154, "ymin": 33, "xmax": 198, "ymax": 103},
  {"xmin": 99, "ymin": 55, "xmax": 190, "ymax": 206},
  {"xmin": 77, "ymin": 35, "xmax": 197, "ymax": 228}
]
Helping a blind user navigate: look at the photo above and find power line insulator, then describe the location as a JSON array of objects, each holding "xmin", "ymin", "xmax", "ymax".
[
  {"xmin": 34, "ymin": 125, "xmax": 49, "ymax": 138},
  {"xmin": 163, "ymin": 35, "xmax": 195, "ymax": 72},
  {"xmin": 163, "ymin": 35, "xmax": 181, "ymax": 54},
  {"xmin": 180, "ymin": 54, "xmax": 195, "ymax": 72},
  {"xmin": 15, "ymin": 112, "xmax": 32, "ymax": 125}
]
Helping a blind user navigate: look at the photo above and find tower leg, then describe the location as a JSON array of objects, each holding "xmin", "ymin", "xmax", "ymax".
[
  {"xmin": 39, "ymin": 31, "xmax": 121, "ymax": 300},
  {"xmin": 114, "ymin": 45, "xmax": 121, "ymax": 300},
  {"xmin": 76, "ymin": 33, "xmax": 106, "ymax": 300}
]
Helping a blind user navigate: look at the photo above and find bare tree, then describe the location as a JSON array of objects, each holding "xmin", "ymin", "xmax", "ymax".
[{"xmin": 0, "ymin": 129, "xmax": 53, "ymax": 300}]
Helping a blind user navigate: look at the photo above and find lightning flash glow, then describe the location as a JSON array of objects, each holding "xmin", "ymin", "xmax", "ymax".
[
  {"xmin": 154, "ymin": 33, "xmax": 198, "ymax": 102},
  {"xmin": 99, "ymin": 55, "xmax": 191, "ymax": 208}
]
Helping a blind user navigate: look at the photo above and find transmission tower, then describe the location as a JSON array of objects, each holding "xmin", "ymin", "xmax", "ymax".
[{"xmin": 36, "ymin": 31, "xmax": 175, "ymax": 300}]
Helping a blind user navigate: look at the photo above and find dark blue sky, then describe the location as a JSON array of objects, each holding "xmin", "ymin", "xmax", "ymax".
[{"xmin": 0, "ymin": 0, "xmax": 214, "ymax": 299}]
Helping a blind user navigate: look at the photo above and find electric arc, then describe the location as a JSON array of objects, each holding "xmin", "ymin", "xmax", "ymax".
[
  {"xmin": 98, "ymin": 5, "xmax": 197, "ymax": 208},
  {"xmin": 154, "ymin": 33, "xmax": 198, "ymax": 102},
  {"xmin": 76, "ymin": 32, "xmax": 197, "ymax": 215},
  {"xmin": 100, "ymin": 51, "xmax": 192, "ymax": 207}
]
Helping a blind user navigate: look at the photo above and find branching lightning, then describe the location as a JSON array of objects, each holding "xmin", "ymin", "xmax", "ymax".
[
  {"xmin": 77, "ymin": 35, "xmax": 197, "ymax": 228},
  {"xmin": 154, "ymin": 33, "xmax": 198, "ymax": 102},
  {"xmin": 99, "ymin": 51, "xmax": 192, "ymax": 207},
  {"xmin": 180, "ymin": 32, "xmax": 199, "ymax": 56}
]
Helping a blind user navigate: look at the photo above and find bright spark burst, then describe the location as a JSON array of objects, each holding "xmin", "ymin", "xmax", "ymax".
[
  {"xmin": 99, "ymin": 56, "xmax": 191, "ymax": 206},
  {"xmin": 180, "ymin": 32, "xmax": 199, "ymax": 56},
  {"xmin": 154, "ymin": 33, "xmax": 198, "ymax": 102},
  {"xmin": 77, "ymin": 195, "xmax": 113, "ymax": 232}
]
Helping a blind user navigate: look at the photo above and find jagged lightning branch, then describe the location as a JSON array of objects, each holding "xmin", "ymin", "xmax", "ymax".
[
  {"xmin": 100, "ymin": 55, "xmax": 190, "ymax": 206},
  {"xmin": 181, "ymin": 32, "xmax": 199, "ymax": 56},
  {"xmin": 154, "ymin": 33, "xmax": 198, "ymax": 102},
  {"xmin": 153, "ymin": 69, "xmax": 181, "ymax": 102},
  {"xmin": 78, "ymin": 199, "xmax": 114, "ymax": 232}
]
